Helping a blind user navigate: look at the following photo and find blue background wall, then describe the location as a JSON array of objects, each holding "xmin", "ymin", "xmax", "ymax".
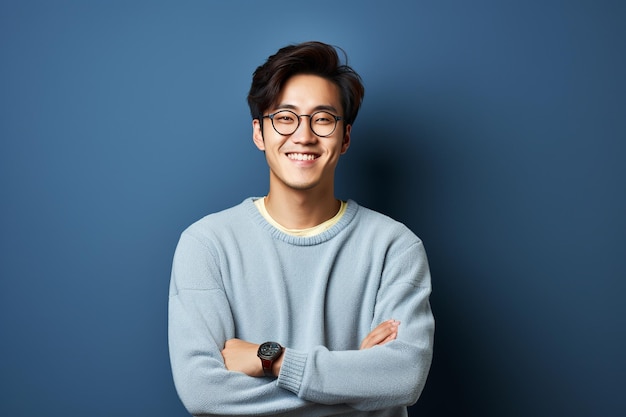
[{"xmin": 1, "ymin": 1, "xmax": 624, "ymax": 416}]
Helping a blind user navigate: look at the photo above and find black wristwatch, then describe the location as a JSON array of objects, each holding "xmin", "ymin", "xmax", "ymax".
[{"xmin": 257, "ymin": 341, "xmax": 283, "ymax": 377}]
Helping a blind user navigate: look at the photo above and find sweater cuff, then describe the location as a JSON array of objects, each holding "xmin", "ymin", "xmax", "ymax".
[{"xmin": 277, "ymin": 348, "xmax": 307, "ymax": 395}]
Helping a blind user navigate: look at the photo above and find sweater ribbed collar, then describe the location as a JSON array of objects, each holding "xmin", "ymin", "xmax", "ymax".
[{"xmin": 244, "ymin": 197, "xmax": 359, "ymax": 246}]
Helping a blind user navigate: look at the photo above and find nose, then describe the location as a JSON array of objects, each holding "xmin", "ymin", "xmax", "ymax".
[{"xmin": 291, "ymin": 115, "xmax": 317, "ymax": 144}]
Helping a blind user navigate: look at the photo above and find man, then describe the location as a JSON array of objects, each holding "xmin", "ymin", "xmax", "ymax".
[{"xmin": 169, "ymin": 41, "xmax": 434, "ymax": 417}]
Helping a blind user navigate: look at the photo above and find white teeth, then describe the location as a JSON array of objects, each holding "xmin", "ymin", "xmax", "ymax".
[{"xmin": 287, "ymin": 153, "xmax": 317, "ymax": 161}]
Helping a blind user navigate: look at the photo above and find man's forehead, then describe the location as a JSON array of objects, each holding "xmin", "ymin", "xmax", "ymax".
[
  {"xmin": 272, "ymin": 103, "xmax": 340, "ymax": 114},
  {"xmin": 274, "ymin": 75, "xmax": 342, "ymax": 112}
]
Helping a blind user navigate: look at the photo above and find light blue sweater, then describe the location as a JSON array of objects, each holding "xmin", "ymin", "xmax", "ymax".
[{"xmin": 169, "ymin": 198, "xmax": 434, "ymax": 417}]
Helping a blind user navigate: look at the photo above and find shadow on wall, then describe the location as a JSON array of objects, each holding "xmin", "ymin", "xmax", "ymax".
[
  {"xmin": 338, "ymin": 122, "xmax": 507, "ymax": 416},
  {"xmin": 337, "ymin": 123, "xmax": 425, "ymax": 224}
]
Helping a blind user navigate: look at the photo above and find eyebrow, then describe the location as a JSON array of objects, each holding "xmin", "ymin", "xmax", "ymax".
[{"xmin": 274, "ymin": 103, "xmax": 340, "ymax": 114}]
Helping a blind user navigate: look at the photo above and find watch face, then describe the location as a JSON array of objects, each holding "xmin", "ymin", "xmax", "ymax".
[{"xmin": 258, "ymin": 342, "xmax": 282, "ymax": 360}]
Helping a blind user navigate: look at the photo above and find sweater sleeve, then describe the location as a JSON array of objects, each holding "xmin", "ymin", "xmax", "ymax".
[
  {"xmin": 168, "ymin": 231, "xmax": 353, "ymax": 417},
  {"xmin": 276, "ymin": 239, "xmax": 435, "ymax": 411}
]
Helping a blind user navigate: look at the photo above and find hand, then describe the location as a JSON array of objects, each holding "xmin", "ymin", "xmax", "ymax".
[
  {"xmin": 221, "ymin": 338, "xmax": 264, "ymax": 377},
  {"xmin": 360, "ymin": 319, "xmax": 400, "ymax": 350}
]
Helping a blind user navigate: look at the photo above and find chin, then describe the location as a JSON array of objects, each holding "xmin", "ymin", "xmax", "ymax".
[{"xmin": 286, "ymin": 182, "xmax": 319, "ymax": 191}]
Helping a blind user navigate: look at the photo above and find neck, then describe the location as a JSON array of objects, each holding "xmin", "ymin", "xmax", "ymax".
[{"xmin": 264, "ymin": 186, "xmax": 340, "ymax": 230}]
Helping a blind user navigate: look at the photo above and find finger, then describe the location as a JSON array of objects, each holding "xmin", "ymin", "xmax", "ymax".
[
  {"xmin": 360, "ymin": 320, "xmax": 400, "ymax": 349},
  {"xmin": 366, "ymin": 324, "xmax": 394, "ymax": 344},
  {"xmin": 378, "ymin": 330, "xmax": 398, "ymax": 346}
]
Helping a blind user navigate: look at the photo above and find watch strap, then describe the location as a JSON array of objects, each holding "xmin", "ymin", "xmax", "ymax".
[{"xmin": 261, "ymin": 358, "xmax": 274, "ymax": 377}]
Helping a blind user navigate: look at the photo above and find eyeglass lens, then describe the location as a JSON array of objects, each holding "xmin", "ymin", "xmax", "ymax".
[{"xmin": 270, "ymin": 110, "xmax": 339, "ymax": 137}]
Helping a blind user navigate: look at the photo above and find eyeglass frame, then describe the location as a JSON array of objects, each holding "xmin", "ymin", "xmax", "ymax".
[{"xmin": 261, "ymin": 109, "xmax": 344, "ymax": 138}]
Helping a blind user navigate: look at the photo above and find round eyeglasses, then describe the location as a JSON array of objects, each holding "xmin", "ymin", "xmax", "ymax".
[{"xmin": 262, "ymin": 110, "xmax": 343, "ymax": 137}]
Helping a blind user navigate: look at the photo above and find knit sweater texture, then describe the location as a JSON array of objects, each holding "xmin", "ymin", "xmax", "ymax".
[{"xmin": 168, "ymin": 198, "xmax": 435, "ymax": 417}]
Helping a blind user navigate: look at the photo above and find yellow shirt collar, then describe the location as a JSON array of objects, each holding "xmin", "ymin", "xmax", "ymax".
[{"xmin": 254, "ymin": 197, "xmax": 347, "ymax": 237}]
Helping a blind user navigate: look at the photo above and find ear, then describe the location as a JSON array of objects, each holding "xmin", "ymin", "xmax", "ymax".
[
  {"xmin": 252, "ymin": 119, "xmax": 265, "ymax": 151},
  {"xmin": 340, "ymin": 124, "xmax": 351, "ymax": 154}
]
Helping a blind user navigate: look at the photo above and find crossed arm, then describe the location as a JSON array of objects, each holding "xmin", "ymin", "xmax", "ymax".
[{"xmin": 221, "ymin": 319, "xmax": 401, "ymax": 377}]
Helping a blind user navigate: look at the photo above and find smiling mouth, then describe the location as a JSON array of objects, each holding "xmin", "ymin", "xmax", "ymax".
[{"xmin": 286, "ymin": 153, "xmax": 319, "ymax": 161}]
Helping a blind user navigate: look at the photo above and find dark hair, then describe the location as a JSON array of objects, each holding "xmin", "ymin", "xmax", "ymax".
[{"xmin": 247, "ymin": 41, "xmax": 365, "ymax": 125}]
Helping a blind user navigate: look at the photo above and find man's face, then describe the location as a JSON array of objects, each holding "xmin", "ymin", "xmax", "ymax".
[{"xmin": 252, "ymin": 74, "xmax": 351, "ymax": 194}]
